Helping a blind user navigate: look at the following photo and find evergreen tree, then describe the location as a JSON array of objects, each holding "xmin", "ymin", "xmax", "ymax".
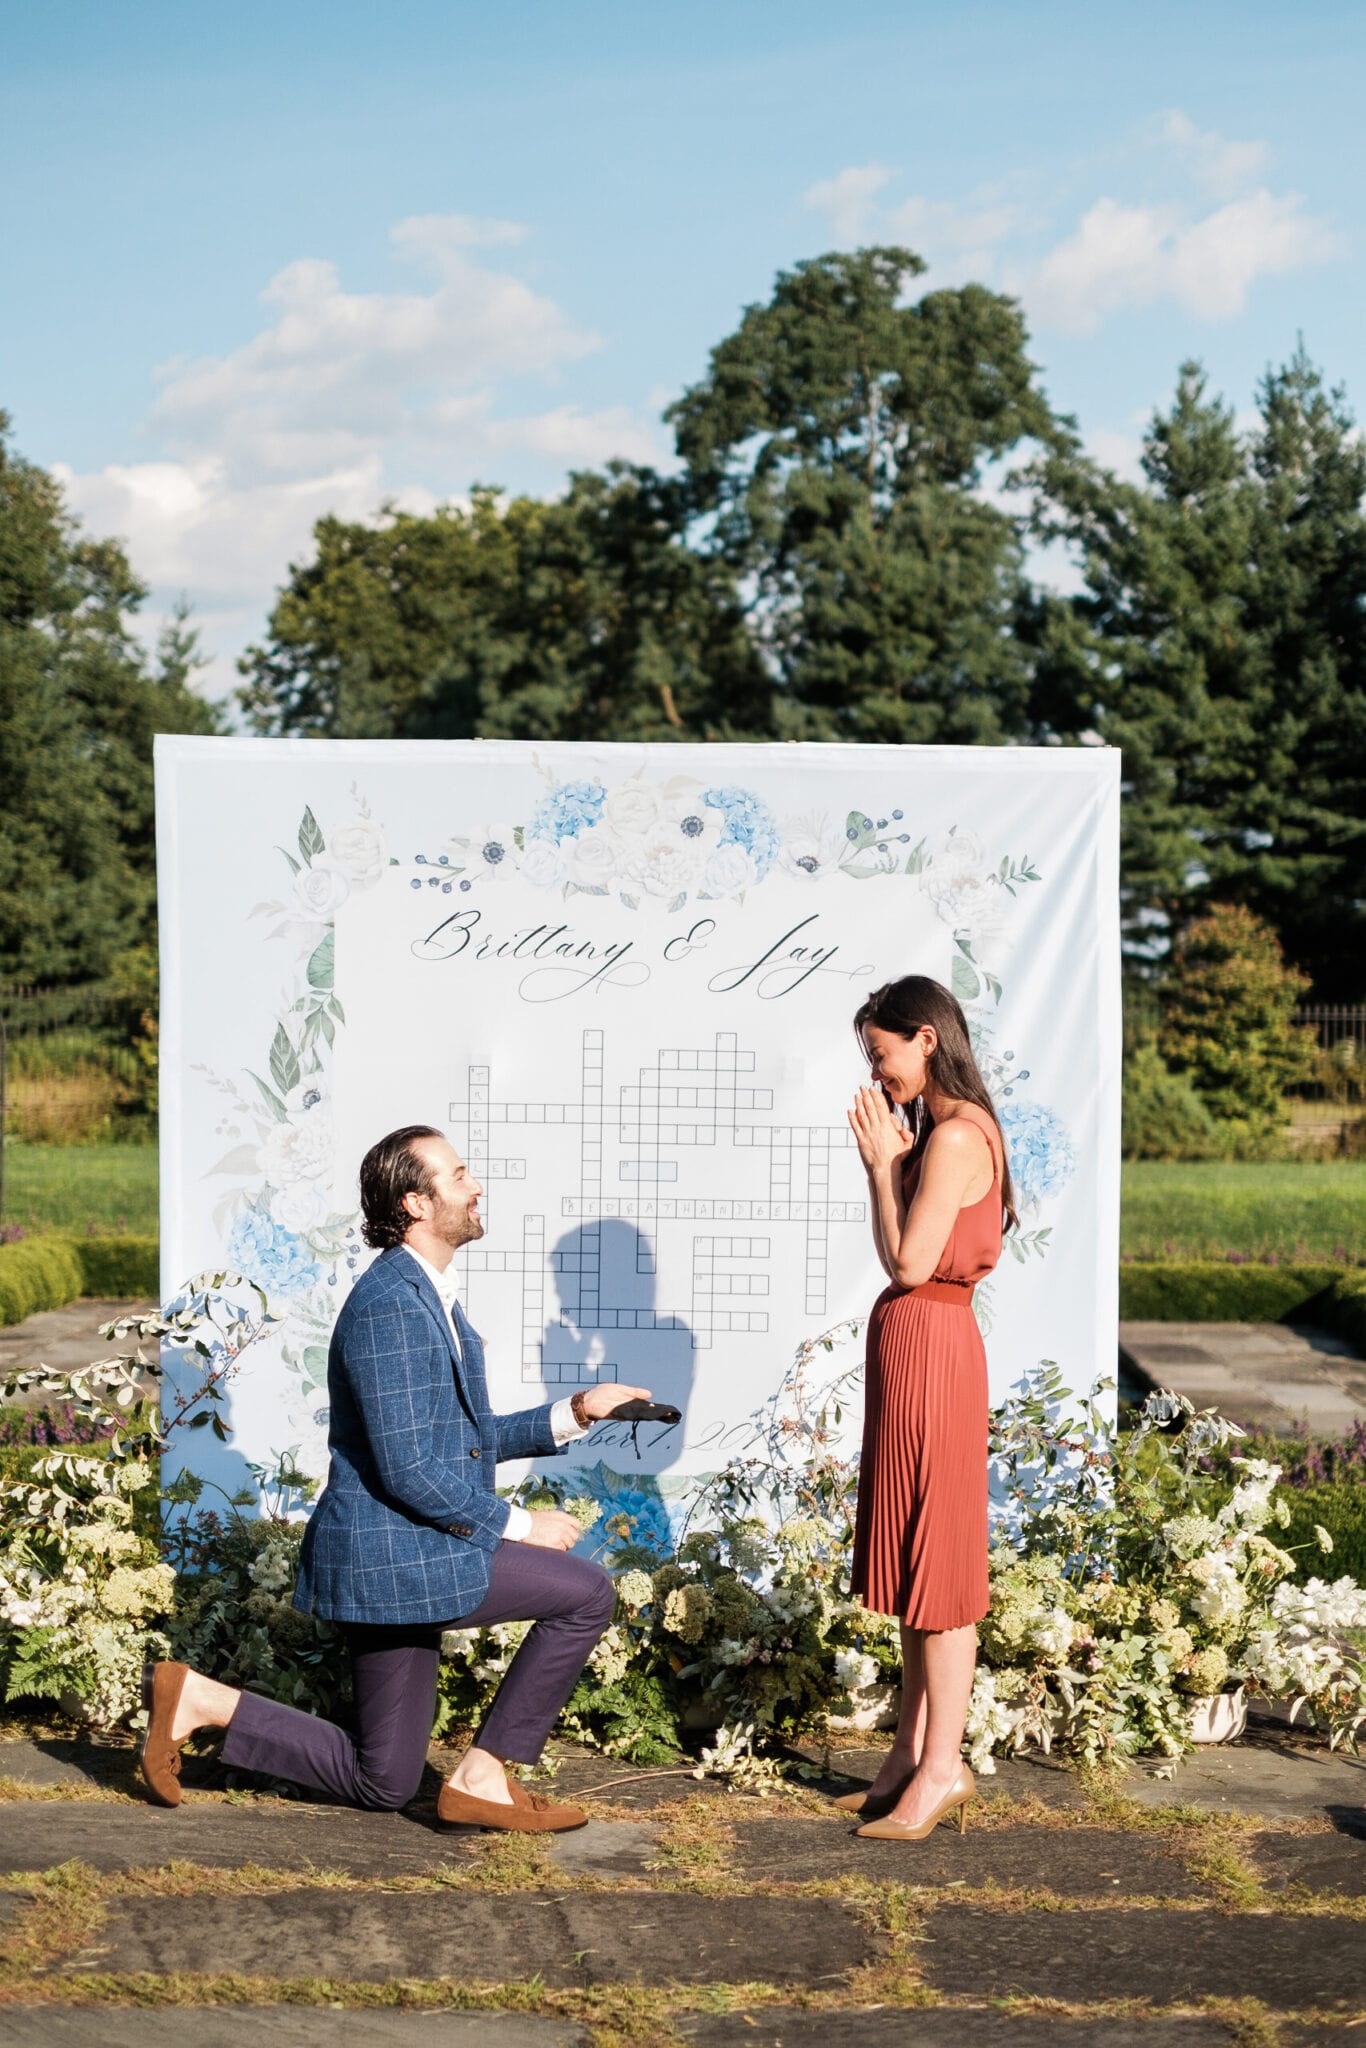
[
  {"xmin": 1158, "ymin": 902, "xmax": 1314, "ymax": 1137},
  {"xmin": 1036, "ymin": 352, "xmax": 1366, "ymax": 994}
]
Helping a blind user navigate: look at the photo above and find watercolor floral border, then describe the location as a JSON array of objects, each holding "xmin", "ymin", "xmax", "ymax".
[{"xmin": 193, "ymin": 764, "xmax": 1077, "ymax": 1480}]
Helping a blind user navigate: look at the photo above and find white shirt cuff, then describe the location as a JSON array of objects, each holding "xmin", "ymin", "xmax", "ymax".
[
  {"xmin": 550, "ymin": 1395, "xmax": 590, "ymax": 1444},
  {"xmin": 503, "ymin": 1502, "xmax": 533, "ymax": 1540}
]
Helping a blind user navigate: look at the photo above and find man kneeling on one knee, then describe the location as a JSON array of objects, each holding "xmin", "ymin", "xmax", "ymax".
[{"xmin": 141, "ymin": 1123, "xmax": 648, "ymax": 1831}]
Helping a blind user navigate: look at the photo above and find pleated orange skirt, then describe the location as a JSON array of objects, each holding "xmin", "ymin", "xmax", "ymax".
[{"xmin": 849, "ymin": 1281, "xmax": 990, "ymax": 1629}]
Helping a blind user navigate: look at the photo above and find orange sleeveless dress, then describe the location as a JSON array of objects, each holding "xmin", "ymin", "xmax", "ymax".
[{"xmin": 850, "ymin": 1113, "xmax": 1003, "ymax": 1629}]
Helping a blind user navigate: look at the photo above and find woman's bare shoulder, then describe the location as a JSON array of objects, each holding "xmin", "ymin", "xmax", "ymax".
[{"xmin": 924, "ymin": 1111, "xmax": 998, "ymax": 1169}]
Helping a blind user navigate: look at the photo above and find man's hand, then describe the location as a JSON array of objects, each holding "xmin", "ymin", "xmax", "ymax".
[
  {"xmin": 521, "ymin": 1509, "xmax": 583, "ymax": 1551},
  {"xmin": 577, "ymin": 1381, "xmax": 652, "ymax": 1422}
]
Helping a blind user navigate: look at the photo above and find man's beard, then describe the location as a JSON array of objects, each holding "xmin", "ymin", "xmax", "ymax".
[{"xmin": 437, "ymin": 1199, "xmax": 482, "ymax": 1249}]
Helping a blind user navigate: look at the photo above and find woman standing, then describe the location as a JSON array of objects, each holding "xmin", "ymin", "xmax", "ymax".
[{"xmin": 840, "ymin": 976, "xmax": 1015, "ymax": 1841}]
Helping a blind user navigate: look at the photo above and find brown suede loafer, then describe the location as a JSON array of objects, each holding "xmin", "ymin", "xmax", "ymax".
[
  {"xmin": 437, "ymin": 1774, "xmax": 587, "ymax": 1832},
  {"xmin": 139, "ymin": 1660, "xmax": 192, "ymax": 1807}
]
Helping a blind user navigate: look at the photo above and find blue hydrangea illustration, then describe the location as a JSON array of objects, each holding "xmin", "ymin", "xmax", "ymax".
[
  {"xmin": 575, "ymin": 1467, "xmax": 688, "ymax": 1556},
  {"xmin": 998, "ymin": 1099, "xmax": 1076, "ymax": 1208},
  {"xmin": 526, "ymin": 780, "xmax": 607, "ymax": 843},
  {"xmin": 703, "ymin": 786, "xmax": 781, "ymax": 879},
  {"xmin": 227, "ymin": 1200, "xmax": 324, "ymax": 1303}
]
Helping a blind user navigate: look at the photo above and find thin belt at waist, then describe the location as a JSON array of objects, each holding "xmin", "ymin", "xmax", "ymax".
[{"xmin": 897, "ymin": 1278, "xmax": 977, "ymax": 1306}]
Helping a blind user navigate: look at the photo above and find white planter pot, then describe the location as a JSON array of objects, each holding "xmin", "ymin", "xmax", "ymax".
[
  {"xmin": 1187, "ymin": 1686, "xmax": 1246, "ymax": 1744},
  {"xmin": 829, "ymin": 1683, "xmax": 901, "ymax": 1733}
]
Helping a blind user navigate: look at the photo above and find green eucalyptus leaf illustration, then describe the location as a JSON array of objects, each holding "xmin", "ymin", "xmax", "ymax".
[
  {"xmin": 246, "ymin": 1070, "xmax": 288, "ymax": 1121},
  {"xmin": 306, "ymin": 930, "xmax": 335, "ymax": 990},
  {"xmin": 298, "ymin": 807, "xmax": 325, "ymax": 863},
  {"xmin": 270, "ymin": 1023, "xmax": 301, "ymax": 1097},
  {"xmin": 951, "ymin": 954, "xmax": 980, "ymax": 1002}
]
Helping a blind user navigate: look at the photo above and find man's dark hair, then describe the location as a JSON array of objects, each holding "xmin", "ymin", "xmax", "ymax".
[{"xmin": 359, "ymin": 1125, "xmax": 444, "ymax": 1249}]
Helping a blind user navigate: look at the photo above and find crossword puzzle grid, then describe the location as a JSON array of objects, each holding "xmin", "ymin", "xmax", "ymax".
[{"xmin": 454, "ymin": 1029, "xmax": 865, "ymax": 1384}]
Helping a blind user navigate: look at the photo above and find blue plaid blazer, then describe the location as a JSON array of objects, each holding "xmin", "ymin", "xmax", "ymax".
[{"xmin": 294, "ymin": 1244, "xmax": 561, "ymax": 1625}]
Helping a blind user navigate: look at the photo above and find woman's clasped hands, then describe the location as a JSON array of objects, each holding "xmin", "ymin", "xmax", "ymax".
[{"xmin": 847, "ymin": 1084, "xmax": 912, "ymax": 1174}]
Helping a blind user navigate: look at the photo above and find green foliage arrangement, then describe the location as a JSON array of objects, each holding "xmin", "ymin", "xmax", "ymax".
[
  {"xmin": 1159, "ymin": 904, "xmax": 1315, "ymax": 1140},
  {"xmin": 3, "ymin": 1305, "xmax": 1364, "ymax": 1779}
]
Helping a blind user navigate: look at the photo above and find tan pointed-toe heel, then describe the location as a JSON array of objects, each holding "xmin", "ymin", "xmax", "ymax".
[
  {"xmin": 855, "ymin": 1766, "xmax": 975, "ymax": 1841},
  {"xmin": 830, "ymin": 1771, "xmax": 912, "ymax": 1818}
]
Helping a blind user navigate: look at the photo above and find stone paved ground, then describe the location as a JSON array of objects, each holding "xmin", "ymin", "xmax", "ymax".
[
  {"xmin": 0, "ymin": 1298, "xmax": 158, "ymax": 1403},
  {"xmin": 1119, "ymin": 1320, "xmax": 1366, "ymax": 1432},
  {"xmin": 0, "ymin": 1730, "xmax": 1362, "ymax": 2045}
]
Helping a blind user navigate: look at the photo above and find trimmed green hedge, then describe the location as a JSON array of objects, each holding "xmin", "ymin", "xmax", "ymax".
[
  {"xmin": 74, "ymin": 1236, "xmax": 159, "ymax": 1300},
  {"xmin": 1281, "ymin": 1482, "xmax": 1366, "ymax": 1587},
  {"xmin": 0, "ymin": 1236, "xmax": 158, "ymax": 1326},
  {"xmin": 1119, "ymin": 1262, "xmax": 1342, "ymax": 1323},
  {"xmin": 0, "ymin": 1238, "xmax": 85, "ymax": 1325},
  {"xmin": 1316, "ymin": 1268, "xmax": 1366, "ymax": 1354}
]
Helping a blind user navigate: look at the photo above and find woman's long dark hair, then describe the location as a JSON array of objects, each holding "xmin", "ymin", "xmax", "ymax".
[{"xmin": 854, "ymin": 976, "xmax": 1018, "ymax": 1232}]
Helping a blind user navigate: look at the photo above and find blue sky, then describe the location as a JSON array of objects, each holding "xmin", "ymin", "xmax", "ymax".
[{"xmin": 4, "ymin": 1, "xmax": 1361, "ymax": 695}]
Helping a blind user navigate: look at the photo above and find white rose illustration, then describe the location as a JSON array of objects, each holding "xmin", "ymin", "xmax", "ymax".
[
  {"xmin": 625, "ymin": 834, "xmax": 705, "ymax": 898},
  {"xmin": 922, "ymin": 827, "xmax": 1008, "ymax": 937},
  {"xmin": 701, "ymin": 842, "xmax": 757, "ymax": 898},
  {"xmin": 260, "ymin": 1110, "xmax": 334, "ymax": 1185},
  {"xmin": 779, "ymin": 815, "xmax": 851, "ymax": 880},
  {"xmin": 930, "ymin": 827, "xmax": 987, "ymax": 881},
  {"xmin": 602, "ymin": 778, "xmax": 664, "ymax": 843},
  {"xmin": 925, "ymin": 871, "xmax": 1010, "ymax": 938},
  {"xmin": 519, "ymin": 838, "xmax": 564, "ymax": 889},
  {"xmin": 294, "ymin": 863, "xmax": 351, "ymax": 919},
  {"xmin": 269, "ymin": 1180, "xmax": 329, "ymax": 1233},
  {"xmin": 326, "ymin": 817, "xmax": 387, "ymax": 890},
  {"xmin": 563, "ymin": 825, "xmax": 620, "ymax": 891}
]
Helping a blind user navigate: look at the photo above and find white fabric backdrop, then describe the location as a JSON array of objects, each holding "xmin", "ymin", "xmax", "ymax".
[{"xmin": 156, "ymin": 738, "xmax": 1120, "ymax": 1525}]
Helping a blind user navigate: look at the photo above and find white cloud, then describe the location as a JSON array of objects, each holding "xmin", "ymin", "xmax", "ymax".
[
  {"xmin": 803, "ymin": 164, "xmax": 1016, "ymax": 282},
  {"xmin": 803, "ymin": 164, "xmax": 891, "ymax": 244},
  {"xmin": 801, "ymin": 114, "xmax": 1340, "ymax": 337},
  {"xmin": 52, "ymin": 212, "xmax": 662, "ymax": 702},
  {"xmin": 1156, "ymin": 111, "xmax": 1269, "ymax": 200},
  {"xmin": 1024, "ymin": 188, "xmax": 1340, "ymax": 333}
]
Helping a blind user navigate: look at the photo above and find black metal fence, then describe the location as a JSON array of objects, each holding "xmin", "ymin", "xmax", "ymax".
[{"xmin": 1291, "ymin": 1005, "xmax": 1365, "ymax": 1106}]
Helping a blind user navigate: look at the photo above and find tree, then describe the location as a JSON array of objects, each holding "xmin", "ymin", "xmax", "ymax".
[
  {"xmin": 238, "ymin": 468, "xmax": 770, "ymax": 743},
  {"xmin": 666, "ymin": 247, "xmax": 1078, "ymax": 743},
  {"xmin": 1158, "ymin": 903, "xmax": 1314, "ymax": 1136},
  {"xmin": 0, "ymin": 414, "xmax": 216, "ymax": 985},
  {"xmin": 1035, "ymin": 352, "xmax": 1366, "ymax": 995}
]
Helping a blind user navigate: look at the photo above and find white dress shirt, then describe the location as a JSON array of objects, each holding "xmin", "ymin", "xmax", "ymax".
[{"xmin": 402, "ymin": 1245, "xmax": 588, "ymax": 1541}]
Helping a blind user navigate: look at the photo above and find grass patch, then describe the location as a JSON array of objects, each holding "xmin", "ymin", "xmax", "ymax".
[
  {"xmin": 1120, "ymin": 1161, "xmax": 1366, "ymax": 1261},
  {"xmin": 1, "ymin": 1144, "xmax": 158, "ymax": 1238}
]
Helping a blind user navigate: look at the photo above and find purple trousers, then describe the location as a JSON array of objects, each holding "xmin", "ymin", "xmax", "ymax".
[{"xmin": 221, "ymin": 1541, "xmax": 615, "ymax": 1810}]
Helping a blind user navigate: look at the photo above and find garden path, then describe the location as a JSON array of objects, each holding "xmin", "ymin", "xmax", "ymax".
[
  {"xmin": 0, "ymin": 1299, "xmax": 158, "ymax": 1404},
  {"xmin": 1, "ymin": 1731, "xmax": 1362, "ymax": 2041},
  {"xmin": 1120, "ymin": 1320, "xmax": 1366, "ymax": 1433}
]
